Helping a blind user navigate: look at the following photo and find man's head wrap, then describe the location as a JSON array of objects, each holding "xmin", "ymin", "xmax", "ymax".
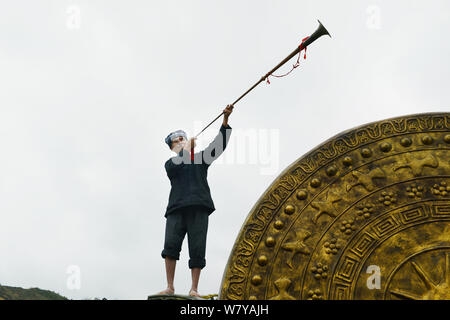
[{"xmin": 165, "ymin": 130, "xmax": 187, "ymax": 149}]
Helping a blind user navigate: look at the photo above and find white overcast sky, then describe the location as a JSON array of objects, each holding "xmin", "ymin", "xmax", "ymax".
[{"xmin": 0, "ymin": 0, "xmax": 449, "ymax": 300}]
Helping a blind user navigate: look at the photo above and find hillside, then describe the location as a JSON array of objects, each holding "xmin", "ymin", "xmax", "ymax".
[{"xmin": 0, "ymin": 284, "xmax": 67, "ymax": 300}]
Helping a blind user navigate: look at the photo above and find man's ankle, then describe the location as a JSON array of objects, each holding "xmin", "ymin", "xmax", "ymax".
[
  {"xmin": 189, "ymin": 288, "xmax": 201, "ymax": 297},
  {"xmin": 158, "ymin": 287, "xmax": 175, "ymax": 295}
]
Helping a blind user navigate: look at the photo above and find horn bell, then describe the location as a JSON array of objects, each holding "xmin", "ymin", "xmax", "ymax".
[{"xmin": 301, "ymin": 20, "xmax": 331, "ymax": 48}]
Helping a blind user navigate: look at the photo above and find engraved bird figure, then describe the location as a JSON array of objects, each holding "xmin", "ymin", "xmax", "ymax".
[
  {"xmin": 346, "ymin": 167, "xmax": 386, "ymax": 192},
  {"xmin": 311, "ymin": 190, "xmax": 342, "ymax": 224},
  {"xmin": 392, "ymin": 153, "xmax": 439, "ymax": 177},
  {"xmin": 281, "ymin": 229, "xmax": 311, "ymax": 269}
]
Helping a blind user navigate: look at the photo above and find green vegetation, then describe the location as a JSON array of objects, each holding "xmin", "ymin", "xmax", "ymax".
[{"xmin": 0, "ymin": 284, "xmax": 67, "ymax": 300}]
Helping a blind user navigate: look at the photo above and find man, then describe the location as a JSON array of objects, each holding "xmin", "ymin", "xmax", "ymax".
[{"xmin": 159, "ymin": 104, "xmax": 233, "ymax": 297}]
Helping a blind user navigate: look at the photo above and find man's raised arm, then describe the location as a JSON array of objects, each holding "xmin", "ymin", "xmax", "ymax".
[{"xmin": 202, "ymin": 105, "xmax": 233, "ymax": 165}]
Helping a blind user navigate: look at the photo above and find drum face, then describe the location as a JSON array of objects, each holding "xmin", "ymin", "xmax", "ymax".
[{"xmin": 220, "ymin": 112, "xmax": 450, "ymax": 300}]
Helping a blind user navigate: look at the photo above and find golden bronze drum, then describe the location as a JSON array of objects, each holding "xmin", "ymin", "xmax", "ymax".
[{"xmin": 220, "ymin": 113, "xmax": 450, "ymax": 300}]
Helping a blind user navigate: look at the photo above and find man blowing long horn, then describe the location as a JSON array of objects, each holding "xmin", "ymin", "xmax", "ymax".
[
  {"xmin": 156, "ymin": 19, "xmax": 330, "ymax": 298},
  {"xmin": 159, "ymin": 104, "xmax": 234, "ymax": 297}
]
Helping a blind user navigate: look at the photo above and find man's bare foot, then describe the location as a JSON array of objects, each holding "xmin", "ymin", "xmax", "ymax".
[
  {"xmin": 189, "ymin": 289, "xmax": 201, "ymax": 297},
  {"xmin": 158, "ymin": 287, "xmax": 174, "ymax": 295}
]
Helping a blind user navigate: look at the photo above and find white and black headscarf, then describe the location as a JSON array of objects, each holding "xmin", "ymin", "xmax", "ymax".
[{"xmin": 165, "ymin": 130, "xmax": 187, "ymax": 149}]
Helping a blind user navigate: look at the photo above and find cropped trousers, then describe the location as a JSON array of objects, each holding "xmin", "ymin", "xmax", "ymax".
[{"xmin": 161, "ymin": 205, "xmax": 209, "ymax": 269}]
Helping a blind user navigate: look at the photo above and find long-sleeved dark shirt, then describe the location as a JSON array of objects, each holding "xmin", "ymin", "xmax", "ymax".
[{"xmin": 164, "ymin": 124, "xmax": 232, "ymax": 217}]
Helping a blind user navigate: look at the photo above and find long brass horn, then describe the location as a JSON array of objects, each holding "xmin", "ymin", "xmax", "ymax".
[{"xmin": 193, "ymin": 20, "xmax": 331, "ymax": 140}]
